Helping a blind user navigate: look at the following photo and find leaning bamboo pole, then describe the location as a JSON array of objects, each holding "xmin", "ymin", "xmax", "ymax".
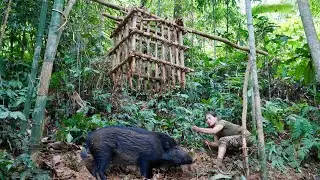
[{"xmin": 98, "ymin": 3, "xmax": 268, "ymax": 56}]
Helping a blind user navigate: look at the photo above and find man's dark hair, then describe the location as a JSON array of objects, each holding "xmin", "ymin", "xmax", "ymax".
[{"xmin": 205, "ymin": 111, "xmax": 217, "ymax": 117}]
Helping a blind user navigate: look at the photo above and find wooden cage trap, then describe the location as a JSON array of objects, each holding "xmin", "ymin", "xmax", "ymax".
[{"xmin": 108, "ymin": 7, "xmax": 194, "ymax": 93}]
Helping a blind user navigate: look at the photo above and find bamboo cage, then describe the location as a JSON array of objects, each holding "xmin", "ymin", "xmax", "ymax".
[{"xmin": 108, "ymin": 7, "xmax": 194, "ymax": 93}]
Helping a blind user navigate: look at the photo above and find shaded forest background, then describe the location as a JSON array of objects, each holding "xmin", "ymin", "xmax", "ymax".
[{"xmin": 0, "ymin": 0, "xmax": 319, "ymax": 179}]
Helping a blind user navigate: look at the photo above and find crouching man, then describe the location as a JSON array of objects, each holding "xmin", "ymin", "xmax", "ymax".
[{"xmin": 192, "ymin": 111, "xmax": 254, "ymax": 169}]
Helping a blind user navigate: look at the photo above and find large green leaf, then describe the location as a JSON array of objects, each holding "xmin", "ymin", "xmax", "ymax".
[{"xmin": 252, "ymin": 3, "xmax": 295, "ymax": 15}]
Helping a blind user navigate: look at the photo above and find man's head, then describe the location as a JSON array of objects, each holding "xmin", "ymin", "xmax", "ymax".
[{"xmin": 205, "ymin": 111, "xmax": 218, "ymax": 127}]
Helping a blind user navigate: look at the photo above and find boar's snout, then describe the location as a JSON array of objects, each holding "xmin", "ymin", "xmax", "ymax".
[{"xmin": 162, "ymin": 146, "xmax": 193, "ymax": 165}]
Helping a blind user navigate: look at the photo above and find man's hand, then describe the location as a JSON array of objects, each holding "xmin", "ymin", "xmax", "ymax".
[
  {"xmin": 204, "ymin": 140, "xmax": 211, "ymax": 146},
  {"xmin": 203, "ymin": 140, "xmax": 218, "ymax": 148},
  {"xmin": 192, "ymin": 126, "xmax": 200, "ymax": 132}
]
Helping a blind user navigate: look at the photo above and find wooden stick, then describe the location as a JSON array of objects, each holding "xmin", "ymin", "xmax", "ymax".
[
  {"xmin": 161, "ymin": 24, "xmax": 166, "ymax": 92},
  {"xmin": 175, "ymin": 28, "xmax": 181, "ymax": 88},
  {"xmin": 110, "ymin": 9, "xmax": 136, "ymax": 38},
  {"xmin": 102, "ymin": 13, "xmax": 123, "ymax": 22},
  {"xmin": 132, "ymin": 29, "xmax": 189, "ymax": 50},
  {"xmin": 168, "ymin": 26, "xmax": 175, "ymax": 89},
  {"xmin": 185, "ymin": 27, "xmax": 268, "ymax": 55},
  {"xmin": 179, "ymin": 29, "xmax": 186, "ymax": 89},
  {"xmin": 129, "ymin": 14, "xmax": 137, "ymax": 90}
]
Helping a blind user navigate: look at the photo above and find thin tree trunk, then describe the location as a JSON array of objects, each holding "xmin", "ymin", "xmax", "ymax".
[
  {"xmin": 250, "ymin": 73, "xmax": 257, "ymax": 159},
  {"xmin": 29, "ymin": 0, "xmax": 65, "ymax": 155},
  {"xmin": 0, "ymin": 0, "xmax": 12, "ymax": 49},
  {"xmin": 22, "ymin": 0, "xmax": 49, "ymax": 133},
  {"xmin": 242, "ymin": 59, "xmax": 251, "ymax": 177},
  {"xmin": 173, "ymin": 0, "xmax": 182, "ymax": 19},
  {"xmin": 225, "ymin": 0, "xmax": 229, "ymax": 59},
  {"xmin": 245, "ymin": 0, "xmax": 268, "ymax": 179},
  {"xmin": 157, "ymin": 0, "xmax": 161, "ymax": 16},
  {"xmin": 140, "ymin": 0, "xmax": 147, "ymax": 7},
  {"xmin": 21, "ymin": 29, "xmax": 26, "ymax": 59},
  {"xmin": 297, "ymin": 0, "xmax": 320, "ymax": 82},
  {"xmin": 211, "ymin": 0, "xmax": 217, "ymax": 61}
]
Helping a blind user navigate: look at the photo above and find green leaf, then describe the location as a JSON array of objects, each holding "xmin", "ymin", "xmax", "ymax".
[
  {"xmin": 9, "ymin": 111, "xmax": 26, "ymax": 120},
  {"xmin": 0, "ymin": 111, "xmax": 10, "ymax": 119},
  {"xmin": 106, "ymin": 104, "xmax": 112, "ymax": 113},
  {"xmin": 91, "ymin": 114, "xmax": 101, "ymax": 124},
  {"xmin": 66, "ymin": 133, "xmax": 73, "ymax": 143}
]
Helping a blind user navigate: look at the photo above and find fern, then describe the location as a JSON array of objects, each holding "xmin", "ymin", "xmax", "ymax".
[{"xmin": 262, "ymin": 101, "xmax": 287, "ymax": 132}]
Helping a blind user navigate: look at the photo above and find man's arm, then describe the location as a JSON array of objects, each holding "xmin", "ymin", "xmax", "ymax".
[
  {"xmin": 214, "ymin": 134, "xmax": 219, "ymax": 142},
  {"xmin": 192, "ymin": 124, "xmax": 224, "ymax": 134}
]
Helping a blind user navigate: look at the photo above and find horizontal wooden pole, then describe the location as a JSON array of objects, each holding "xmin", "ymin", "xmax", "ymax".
[
  {"xmin": 108, "ymin": 29, "xmax": 189, "ymax": 56},
  {"xmin": 109, "ymin": 52, "xmax": 194, "ymax": 74},
  {"xmin": 185, "ymin": 27, "xmax": 268, "ymax": 56},
  {"xmin": 132, "ymin": 29, "xmax": 189, "ymax": 50},
  {"xmin": 132, "ymin": 52, "xmax": 194, "ymax": 72}
]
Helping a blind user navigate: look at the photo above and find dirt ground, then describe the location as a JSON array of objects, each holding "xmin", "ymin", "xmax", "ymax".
[{"xmin": 36, "ymin": 142, "xmax": 320, "ymax": 180}]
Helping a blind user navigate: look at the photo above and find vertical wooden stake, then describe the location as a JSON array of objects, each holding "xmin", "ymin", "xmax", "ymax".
[
  {"xmin": 168, "ymin": 26, "xmax": 175, "ymax": 89},
  {"xmin": 178, "ymin": 29, "xmax": 185, "ymax": 89}
]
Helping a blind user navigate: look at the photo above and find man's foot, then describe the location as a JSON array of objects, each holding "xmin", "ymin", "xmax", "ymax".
[{"xmin": 213, "ymin": 159, "xmax": 229, "ymax": 173}]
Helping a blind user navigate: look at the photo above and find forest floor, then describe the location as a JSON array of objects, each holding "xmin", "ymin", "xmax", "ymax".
[{"xmin": 36, "ymin": 141, "xmax": 320, "ymax": 180}]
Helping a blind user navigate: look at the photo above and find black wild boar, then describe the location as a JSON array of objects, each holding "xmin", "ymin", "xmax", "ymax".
[{"xmin": 81, "ymin": 126, "xmax": 193, "ymax": 180}]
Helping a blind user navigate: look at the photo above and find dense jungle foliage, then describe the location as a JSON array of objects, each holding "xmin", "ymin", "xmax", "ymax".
[{"xmin": 0, "ymin": 0, "xmax": 319, "ymax": 179}]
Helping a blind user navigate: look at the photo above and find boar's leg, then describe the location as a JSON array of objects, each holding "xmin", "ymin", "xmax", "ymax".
[
  {"xmin": 138, "ymin": 158, "xmax": 153, "ymax": 179},
  {"xmin": 93, "ymin": 148, "xmax": 112, "ymax": 180}
]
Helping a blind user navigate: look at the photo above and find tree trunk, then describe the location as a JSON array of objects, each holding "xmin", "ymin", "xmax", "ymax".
[
  {"xmin": 245, "ymin": 0, "xmax": 268, "ymax": 179},
  {"xmin": 56, "ymin": 0, "xmax": 77, "ymax": 45},
  {"xmin": 241, "ymin": 59, "xmax": 251, "ymax": 177},
  {"xmin": 29, "ymin": 0, "xmax": 65, "ymax": 155},
  {"xmin": 0, "ymin": 0, "xmax": 13, "ymax": 49},
  {"xmin": 297, "ymin": 0, "xmax": 320, "ymax": 82},
  {"xmin": 173, "ymin": 0, "xmax": 182, "ymax": 19},
  {"xmin": 22, "ymin": 0, "xmax": 49, "ymax": 134}
]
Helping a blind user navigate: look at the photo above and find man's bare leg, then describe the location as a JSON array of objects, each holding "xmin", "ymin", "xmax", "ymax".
[{"xmin": 216, "ymin": 144, "xmax": 227, "ymax": 166}]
